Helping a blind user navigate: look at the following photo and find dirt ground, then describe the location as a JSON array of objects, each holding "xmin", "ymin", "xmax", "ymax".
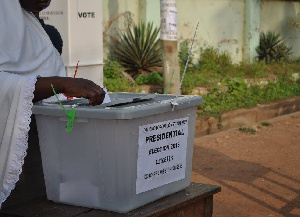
[{"xmin": 191, "ymin": 111, "xmax": 300, "ymax": 217}]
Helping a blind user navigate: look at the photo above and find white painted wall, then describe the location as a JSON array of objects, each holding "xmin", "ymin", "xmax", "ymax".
[
  {"xmin": 101, "ymin": 0, "xmax": 300, "ymax": 62},
  {"xmin": 260, "ymin": 1, "xmax": 300, "ymax": 60},
  {"xmin": 176, "ymin": 0, "xmax": 245, "ymax": 63},
  {"xmin": 102, "ymin": 0, "xmax": 245, "ymax": 63},
  {"xmin": 102, "ymin": 0, "xmax": 140, "ymax": 57}
]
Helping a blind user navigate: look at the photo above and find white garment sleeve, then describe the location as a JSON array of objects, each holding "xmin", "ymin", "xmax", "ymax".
[
  {"xmin": 0, "ymin": 0, "xmax": 67, "ymax": 207},
  {"xmin": 0, "ymin": 72, "xmax": 37, "ymax": 207}
]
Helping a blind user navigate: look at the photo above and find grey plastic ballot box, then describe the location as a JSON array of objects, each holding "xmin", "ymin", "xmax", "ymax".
[{"xmin": 32, "ymin": 92, "xmax": 203, "ymax": 213}]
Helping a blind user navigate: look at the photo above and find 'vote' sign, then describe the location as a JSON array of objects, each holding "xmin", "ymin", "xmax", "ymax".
[{"xmin": 78, "ymin": 12, "xmax": 95, "ymax": 18}]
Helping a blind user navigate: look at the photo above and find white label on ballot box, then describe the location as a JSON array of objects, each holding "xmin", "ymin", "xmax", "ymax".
[{"xmin": 136, "ymin": 117, "xmax": 189, "ymax": 194}]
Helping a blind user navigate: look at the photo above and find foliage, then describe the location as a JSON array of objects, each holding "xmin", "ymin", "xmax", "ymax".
[
  {"xmin": 103, "ymin": 60, "xmax": 124, "ymax": 79},
  {"xmin": 112, "ymin": 22, "xmax": 162, "ymax": 78},
  {"xmin": 234, "ymin": 62, "xmax": 267, "ymax": 78},
  {"xmin": 181, "ymin": 71, "xmax": 218, "ymax": 94},
  {"xmin": 181, "ymin": 42, "xmax": 298, "ymax": 96},
  {"xmin": 256, "ymin": 31, "xmax": 292, "ymax": 64},
  {"xmin": 181, "ymin": 45, "xmax": 299, "ymax": 118},
  {"xmin": 104, "ymin": 40, "xmax": 299, "ymax": 119},
  {"xmin": 178, "ymin": 40, "xmax": 194, "ymax": 71},
  {"xmin": 261, "ymin": 122, "xmax": 272, "ymax": 126},
  {"xmin": 181, "ymin": 61, "xmax": 271, "ymax": 95},
  {"xmin": 198, "ymin": 73, "xmax": 300, "ymax": 117},
  {"xmin": 103, "ymin": 11, "xmax": 134, "ymax": 61},
  {"xmin": 103, "ymin": 60, "xmax": 138, "ymax": 92},
  {"xmin": 199, "ymin": 46, "xmax": 232, "ymax": 74},
  {"xmin": 239, "ymin": 127, "xmax": 257, "ymax": 134},
  {"xmin": 135, "ymin": 71, "xmax": 163, "ymax": 85}
]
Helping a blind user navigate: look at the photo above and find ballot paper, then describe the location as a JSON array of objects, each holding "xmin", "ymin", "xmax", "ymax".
[
  {"xmin": 102, "ymin": 87, "xmax": 111, "ymax": 104},
  {"xmin": 42, "ymin": 86, "xmax": 111, "ymax": 106}
]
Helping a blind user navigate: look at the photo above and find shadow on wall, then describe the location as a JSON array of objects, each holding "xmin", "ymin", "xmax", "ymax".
[
  {"xmin": 193, "ymin": 146, "xmax": 300, "ymax": 217},
  {"xmin": 283, "ymin": 2, "xmax": 300, "ymax": 59},
  {"xmin": 108, "ymin": 0, "xmax": 119, "ymax": 32},
  {"xmin": 104, "ymin": 0, "xmax": 134, "ymax": 60},
  {"xmin": 215, "ymin": 3, "xmax": 240, "ymax": 63},
  {"xmin": 103, "ymin": 0, "xmax": 120, "ymax": 59}
]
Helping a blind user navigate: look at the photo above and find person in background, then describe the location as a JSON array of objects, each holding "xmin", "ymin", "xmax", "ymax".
[
  {"xmin": 33, "ymin": 0, "xmax": 63, "ymax": 55},
  {"xmin": 0, "ymin": 0, "xmax": 105, "ymax": 207}
]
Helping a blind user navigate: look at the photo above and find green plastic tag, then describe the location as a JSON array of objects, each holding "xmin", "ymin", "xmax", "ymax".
[{"xmin": 51, "ymin": 84, "xmax": 76, "ymax": 132}]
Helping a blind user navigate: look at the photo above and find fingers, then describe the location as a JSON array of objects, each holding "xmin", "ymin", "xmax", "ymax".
[
  {"xmin": 77, "ymin": 87, "xmax": 104, "ymax": 106},
  {"xmin": 94, "ymin": 88, "xmax": 105, "ymax": 105},
  {"xmin": 62, "ymin": 78, "xmax": 106, "ymax": 106},
  {"xmin": 88, "ymin": 90, "xmax": 105, "ymax": 106},
  {"xmin": 80, "ymin": 88, "xmax": 99, "ymax": 105},
  {"xmin": 83, "ymin": 81, "xmax": 105, "ymax": 106}
]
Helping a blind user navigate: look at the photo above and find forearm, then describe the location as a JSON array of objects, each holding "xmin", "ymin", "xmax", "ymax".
[
  {"xmin": 33, "ymin": 76, "xmax": 66, "ymax": 102},
  {"xmin": 32, "ymin": 76, "xmax": 105, "ymax": 105}
]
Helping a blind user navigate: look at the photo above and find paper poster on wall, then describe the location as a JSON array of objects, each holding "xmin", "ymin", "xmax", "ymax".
[
  {"xmin": 136, "ymin": 117, "xmax": 189, "ymax": 194},
  {"xmin": 160, "ymin": 0, "xmax": 178, "ymax": 41},
  {"xmin": 166, "ymin": 7, "xmax": 177, "ymax": 31}
]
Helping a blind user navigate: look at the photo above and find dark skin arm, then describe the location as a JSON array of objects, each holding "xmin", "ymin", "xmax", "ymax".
[
  {"xmin": 19, "ymin": 1, "xmax": 105, "ymax": 105},
  {"xmin": 33, "ymin": 77, "xmax": 105, "ymax": 106}
]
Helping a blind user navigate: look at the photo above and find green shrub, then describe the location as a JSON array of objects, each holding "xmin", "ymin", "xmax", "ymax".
[
  {"xmin": 135, "ymin": 71, "xmax": 163, "ymax": 85},
  {"xmin": 103, "ymin": 60, "xmax": 124, "ymax": 79},
  {"xmin": 199, "ymin": 46, "xmax": 232, "ymax": 73},
  {"xmin": 181, "ymin": 71, "xmax": 218, "ymax": 94},
  {"xmin": 178, "ymin": 40, "xmax": 194, "ymax": 71},
  {"xmin": 103, "ymin": 60, "xmax": 137, "ymax": 92},
  {"xmin": 234, "ymin": 62, "xmax": 267, "ymax": 78},
  {"xmin": 112, "ymin": 22, "xmax": 162, "ymax": 78},
  {"xmin": 239, "ymin": 127, "xmax": 257, "ymax": 134},
  {"xmin": 256, "ymin": 31, "xmax": 292, "ymax": 64},
  {"xmin": 261, "ymin": 122, "xmax": 272, "ymax": 126},
  {"xmin": 198, "ymin": 75, "xmax": 300, "ymax": 117}
]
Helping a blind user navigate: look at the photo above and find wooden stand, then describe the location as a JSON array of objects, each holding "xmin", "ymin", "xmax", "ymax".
[{"xmin": 0, "ymin": 183, "xmax": 220, "ymax": 217}]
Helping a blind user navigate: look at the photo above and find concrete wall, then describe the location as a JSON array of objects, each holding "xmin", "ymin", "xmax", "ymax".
[
  {"xmin": 102, "ymin": 0, "xmax": 140, "ymax": 26},
  {"xmin": 102, "ymin": 0, "xmax": 140, "ymax": 55},
  {"xmin": 102, "ymin": 0, "xmax": 300, "ymax": 62},
  {"xmin": 176, "ymin": 0, "xmax": 245, "ymax": 63},
  {"xmin": 260, "ymin": 1, "xmax": 300, "ymax": 60}
]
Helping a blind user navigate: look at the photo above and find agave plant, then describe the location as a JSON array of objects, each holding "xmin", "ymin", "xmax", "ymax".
[
  {"xmin": 112, "ymin": 22, "xmax": 162, "ymax": 78},
  {"xmin": 256, "ymin": 31, "xmax": 292, "ymax": 64}
]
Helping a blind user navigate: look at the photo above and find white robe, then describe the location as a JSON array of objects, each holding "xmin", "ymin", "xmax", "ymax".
[{"xmin": 0, "ymin": 0, "xmax": 66, "ymax": 206}]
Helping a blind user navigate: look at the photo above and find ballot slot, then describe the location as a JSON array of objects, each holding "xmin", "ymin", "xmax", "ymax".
[{"xmin": 41, "ymin": 93, "xmax": 157, "ymax": 108}]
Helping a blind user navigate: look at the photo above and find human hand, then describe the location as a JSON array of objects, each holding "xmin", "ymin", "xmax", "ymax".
[
  {"xmin": 60, "ymin": 78, "xmax": 105, "ymax": 106},
  {"xmin": 34, "ymin": 77, "xmax": 105, "ymax": 106}
]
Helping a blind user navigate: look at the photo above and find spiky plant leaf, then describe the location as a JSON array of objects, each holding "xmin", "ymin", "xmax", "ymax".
[
  {"xmin": 112, "ymin": 22, "xmax": 162, "ymax": 78},
  {"xmin": 256, "ymin": 31, "xmax": 292, "ymax": 64}
]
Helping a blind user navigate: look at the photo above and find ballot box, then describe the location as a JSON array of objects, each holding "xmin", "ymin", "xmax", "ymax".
[{"xmin": 32, "ymin": 93, "xmax": 202, "ymax": 213}]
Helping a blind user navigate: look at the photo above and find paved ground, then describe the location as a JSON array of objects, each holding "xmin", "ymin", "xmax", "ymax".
[{"xmin": 191, "ymin": 111, "xmax": 300, "ymax": 217}]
